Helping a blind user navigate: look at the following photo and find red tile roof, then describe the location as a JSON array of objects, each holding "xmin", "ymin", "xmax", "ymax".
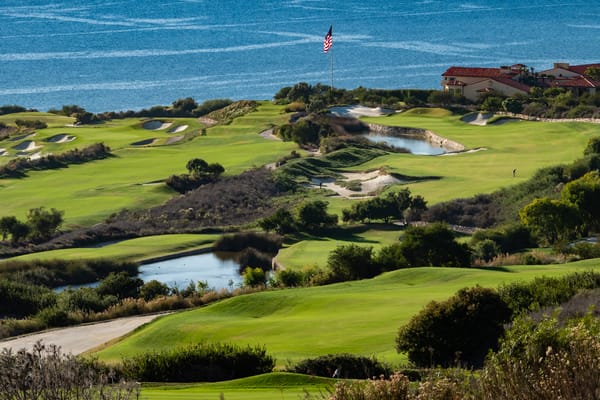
[
  {"xmin": 553, "ymin": 75, "xmax": 600, "ymax": 88},
  {"xmin": 442, "ymin": 66, "xmax": 520, "ymax": 78},
  {"xmin": 493, "ymin": 77, "xmax": 532, "ymax": 92},
  {"xmin": 568, "ymin": 63, "xmax": 600, "ymax": 76}
]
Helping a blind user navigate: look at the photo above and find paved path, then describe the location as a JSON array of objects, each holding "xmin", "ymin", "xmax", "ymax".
[{"xmin": 0, "ymin": 314, "xmax": 164, "ymax": 355}]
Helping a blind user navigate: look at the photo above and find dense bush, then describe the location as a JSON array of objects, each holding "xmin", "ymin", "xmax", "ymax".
[
  {"xmin": 242, "ymin": 266, "xmax": 267, "ymax": 287},
  {"xmin": 327, "ymin": 244, "xmax": 377, "ymax": 281},
  {"xmin": 394, "ymin": 223, "xmax": 471, "ymax": 268},
  {"xmin": 396, "ymin": 286, "xmax": 512, "ymax": 368},
  {"xmin": 121, "ymin": 341, "xmax": 275, "ymax": 382},
  {"xmin": 342, "ymin": 189, "xmax": 426, "ymax": 224},
  {"xmin": 0, "ymin": 342, "xmax": 139, "ymax": 400},
  {"xmin": 291, "ymin": 353, "xmax": 390, "ymax": 379},
  {"xmin": 296, "ymin": 200, "xmax": 338, "ymax": 232},
  {"xmin": 0, "ymin": 143, "xmax": 112, "ymax": 179},
  {"xmin": 0, "ymin": 280, "xmax": 57, "ymax": 318},
  {"xmin": 0, "ymin": 258, "xmax": 138, "ymax": 288},
  {"xmin": 470, "ymin": 224, "xmax": 536, "ymax": 253},
  {"xmin": 497, "ymin": 270, "xmax": 600, "ymax": 314},
  {"xmin": 480, "ymin": 314, "xmax": 600, "ymax": 400},
  {"xmin": 213, "ymin": 231, "xmax": 282, "ymax": 254},
  {"xmin": 14, "ymin": 119, "xmax": 47, "ymax": 130}
]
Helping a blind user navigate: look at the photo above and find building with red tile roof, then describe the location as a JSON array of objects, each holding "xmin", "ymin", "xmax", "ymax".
[{"xmin": 441, "ymin": 63, "xmax": 599, "ymax": 102}]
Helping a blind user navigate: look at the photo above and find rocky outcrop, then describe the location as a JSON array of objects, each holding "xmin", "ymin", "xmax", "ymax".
[{"xmin": 366, "ymin": 123, "xmax": 465, "ymax": 152}]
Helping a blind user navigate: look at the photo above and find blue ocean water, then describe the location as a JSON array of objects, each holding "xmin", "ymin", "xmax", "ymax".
[{"xmin": 0, "ymin": 0, "xmax": 599, "ymax": 112}]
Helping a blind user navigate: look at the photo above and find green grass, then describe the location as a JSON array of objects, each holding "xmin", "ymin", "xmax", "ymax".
[
  {"xmin": 95, "ymin": 261, "xmax": 600, "ymax": 369},
  {"xmin": 360, "ymin": 109, "xmax": 600, "ymax": 204},
  {"xmin": 140, "ymin": 372, "xmax": 333, "ymax": 400},
  {"xmin": 0, "ymin": 103, "xmax": 296, "ymax": 225},
  {"xmin": 277, "ymin": 225, "xmax": 404, "ymax": 270},
  {"xmin": 1, "ymin": 234, "xmax": 220, "ymax": 263}
]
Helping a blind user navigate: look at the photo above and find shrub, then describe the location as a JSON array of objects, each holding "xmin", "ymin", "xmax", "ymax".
[
  {"xmin": 397, "ymin": 223, "xmax": 471, "ymax": 268},
  {"xmin": 497, "ymin": 270, "xmax": 600, "ymax": 314},
  {"xmin": 121, "ymin": 342, "xmax": 275, "ymax": 382},
  {"xmin": 327, "ymin": 244, "xmax": 377, "ymax": 281},
  {"xmin": 213, "ymin": 231, "xmax": 282, "ymax": 254},
  {"xmin": 396, "ymin": 286, "xmax": 511, "ymax": 368},
  {"xmin": 472, "ymin": 239, "xmax": 501, "ymax": 262},
  {"xmin": 290, "ymin": 353, "xmax": 391, "ymax": 379},
  {"xmin": 480, "ymin": 315, "xmax": 600, "ymax": 400},
  {"xmin": 0, "ymin": 280, "xmax": 57, "ymax": 318},
  {"xmin": 0, "ymin": 341, "xmax": 139, "ymax": 400},
  {"xmin": 242, "ymin": 267, "xmax": 267, "ymax": 287}
]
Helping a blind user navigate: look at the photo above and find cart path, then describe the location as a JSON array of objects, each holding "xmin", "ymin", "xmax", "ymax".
[{"xmin": 0, "ymin": 314, "xmax": 164, "ymax": 355}]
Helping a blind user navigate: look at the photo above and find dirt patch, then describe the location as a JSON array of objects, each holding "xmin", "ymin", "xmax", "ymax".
[
  {"xmin": 168, "ymin": 125, "xmax": 188, "ymax": 133},
  {"xmin": 46, "ymin": 134, "xmax": 76, "ymax": 143},
  {"xmin": 312, "ymin": 169, "xmax": 403, "ymax": 198},
  {"xmin": 143, "ymin": 120, "xmax": 173, "ymax": 131},
  {"xmin": 198, "ymin": 117, "xmax": 218, "ymax": 127}
]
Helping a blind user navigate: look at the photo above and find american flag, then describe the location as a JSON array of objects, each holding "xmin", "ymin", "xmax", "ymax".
[{"xmin": 323, "ymin": 26, "xmax": 332, "ymax": 53}]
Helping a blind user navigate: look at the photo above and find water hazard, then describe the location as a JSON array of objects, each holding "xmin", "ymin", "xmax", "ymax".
[{"xmin": 363, "ymin": 134, "xmax": 447, "ymax": 155}]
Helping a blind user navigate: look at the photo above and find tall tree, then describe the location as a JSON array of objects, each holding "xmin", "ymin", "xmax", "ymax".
[{"xmin": 519, "ymin": 198, "xmax": 582, "ymax": 245}]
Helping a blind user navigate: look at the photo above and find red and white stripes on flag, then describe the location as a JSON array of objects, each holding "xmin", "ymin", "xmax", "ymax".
[{"xmin": 323, "ymin": 25, "xmax": 332, "ymax": 53}]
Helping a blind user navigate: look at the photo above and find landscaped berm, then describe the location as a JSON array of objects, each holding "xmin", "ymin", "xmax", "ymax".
[{"xmin": 1, "ymin": 85, "xmax": 600, "ymax": 399}]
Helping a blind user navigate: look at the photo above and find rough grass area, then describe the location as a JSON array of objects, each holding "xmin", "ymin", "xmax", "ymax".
[{"xmin": 95, "ymin": 262, "xmax": 600, "ymax": 368}]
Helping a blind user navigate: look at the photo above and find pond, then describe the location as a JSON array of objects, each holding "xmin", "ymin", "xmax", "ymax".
[
  {"xmin": 56, "ymin": 252, "xmax": 244, "ymax": 292},
  {"xmin": 139, "ymin": 252, "xmax": 243, "ymax": 290},
  {"xmin": 362, "ymin": 134, "xmax": 447, "ymax": 155}
]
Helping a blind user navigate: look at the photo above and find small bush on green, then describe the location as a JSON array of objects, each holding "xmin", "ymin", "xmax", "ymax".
[
  {"xmin": 290, "ymin": 353, "xmax": 391, "ymax": 379},
  {"xmin": 121, "ymin": 342, "xmax": 275, "ymax": 382},
  {"xmin": 242, "ymin": 266, "xmax": 267, "ymax": 287}
]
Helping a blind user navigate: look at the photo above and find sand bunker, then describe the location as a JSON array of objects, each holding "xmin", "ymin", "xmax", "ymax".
[
  {"xmin": 131, "ymin": 138, "xmax": 158, "ymax": 146},
  {"xmin": 259, "ymin": 128, "xmax": 281, "ymax": 141},
  {"xmin": 28, "ymin": 152, "xmax": 43, "ymax": 160},
  {"xmin": 329, "ymin": 105, "xmax": 395, "ymax": 118},
  {"xmin": 441, "ymin": 147, "xmax": 488, "ymax": 156},
  {"xmin": 10, "ymin": 133, "xmax": 36, "ymax": 142},
  {"xmin": 143, "ymin": 120, "xmax": 173, "ymax": 131},
  {"xmin": 168, "ymin": 125, "xmax": 188, "ymax": 134},
  {"xmin": 12, "ymin": 140, "xmax": 42, "ymax": 152},
  {"xmin": 312, "ymin": 170, "xmax": 403, "ymax": 198},
  {"xmin": 0, "ymin": 148, "xmax": 6, "ymax": 156},
  {"xmin": 46, "ymin": 134, "xmax": 76, "ymax": 143},
  {"xmin": 166, "ymin": 135, "xmax": 184, "ymax": 145},
  {"xmin": 461, "ymin": 112, "xmax": 493, "ymax": 126}
]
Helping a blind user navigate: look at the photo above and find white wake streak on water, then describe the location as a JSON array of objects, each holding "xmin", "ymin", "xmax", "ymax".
[{"xmin": 0, "ymin": 38, "xmax": 315, "ymax": 62}]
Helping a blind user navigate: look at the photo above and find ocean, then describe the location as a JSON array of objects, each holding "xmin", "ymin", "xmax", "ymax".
[{"xmin": 0, "ymin": 0, "xmax": 599, "ymax": 113}]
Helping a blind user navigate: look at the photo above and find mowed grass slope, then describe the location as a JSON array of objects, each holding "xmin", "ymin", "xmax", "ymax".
[
  {"xmin": 0, "ymin": 103, "xmax": 296, "ymax": 226},
  {"xmin": 3, "ymin": 234, "xmax": 220, "ymax": 263},
  {"xmin": 95, "ymin": 261, "xmax": 600, "ymax": 368},
  {"xmin": 140, "ymin": 373, "xmax": 333, "ymax": 400}
]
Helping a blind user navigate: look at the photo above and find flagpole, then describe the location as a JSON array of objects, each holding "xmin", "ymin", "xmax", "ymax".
[{"xmin": 330, "ymin": 46, "xmax": 334, "ymax": 103}]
